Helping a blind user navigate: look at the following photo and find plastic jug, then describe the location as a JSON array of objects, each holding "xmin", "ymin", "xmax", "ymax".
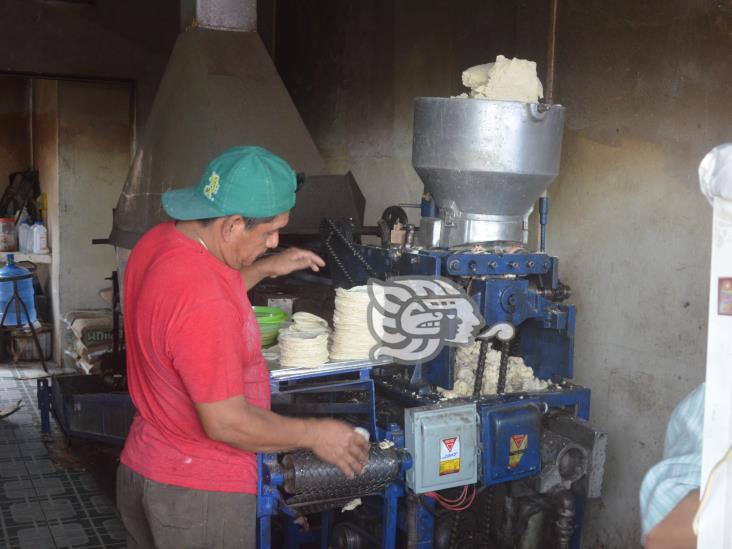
[
  {"xmin": 17, "ymin": 221, "xmax": 31, "ymax": 252},
  {"xmin": 0, "ymin": 254, "xmax": 37, "ymax": 326},
  {"xmin": 0, "ymin": 218, "xmax": 15, "ymax": 252},
  {"xmin": 30, "ymin": 222, "xmax": 49, "ymax": 254}
]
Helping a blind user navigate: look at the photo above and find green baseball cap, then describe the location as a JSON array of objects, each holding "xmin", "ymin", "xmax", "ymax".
[{"xmin": 162, "ymin": 146, "xmax": 297, "ymax": 220}]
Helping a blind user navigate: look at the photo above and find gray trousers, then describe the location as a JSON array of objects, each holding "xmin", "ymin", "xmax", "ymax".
[{"xmin": 116, "ymin": 464, "xmax": 256, "ymax": 549}]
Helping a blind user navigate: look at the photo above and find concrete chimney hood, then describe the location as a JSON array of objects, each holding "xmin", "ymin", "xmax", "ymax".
[{"xmin": 110, "ymin": 0, "xmax": 327, "ymax": 248}]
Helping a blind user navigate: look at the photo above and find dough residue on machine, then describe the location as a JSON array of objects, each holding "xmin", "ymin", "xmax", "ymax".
[
  {"xmin": 457, "ymin": 55, "xmax": 543, "ymax": 103},
  {"xmin": 438, "ymin": 340, "xmax": 549, "ymax": 399}
]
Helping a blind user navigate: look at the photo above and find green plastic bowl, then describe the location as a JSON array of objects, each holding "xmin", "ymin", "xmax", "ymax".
[{"xmin": 253, "ymin": 306, "xmax": 289, "ymax": 347}]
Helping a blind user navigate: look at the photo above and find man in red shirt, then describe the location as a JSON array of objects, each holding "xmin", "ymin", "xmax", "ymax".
[{"xmin": 117, "ymin": 146, "xmax": 370, "ymax": 548}]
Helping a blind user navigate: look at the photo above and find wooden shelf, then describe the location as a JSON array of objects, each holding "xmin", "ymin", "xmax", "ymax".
[{"xmin": 0, "ymin": 251, "xmax": 52, "ymax": 264}]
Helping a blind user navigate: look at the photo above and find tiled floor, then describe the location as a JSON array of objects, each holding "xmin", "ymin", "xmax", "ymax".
[{"xmin": 0, "ymin": 363, "xmax": 125, "ymax": 548}]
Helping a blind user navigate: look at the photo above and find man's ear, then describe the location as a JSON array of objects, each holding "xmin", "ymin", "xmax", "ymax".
[{"xmin": 220, "ymin": 215, "xmax": 244, "ymax": 242}]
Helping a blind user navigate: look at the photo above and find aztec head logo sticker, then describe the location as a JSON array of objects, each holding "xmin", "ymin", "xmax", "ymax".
[{"xmin": 367, "ymin": 276, "xmax": 484, "ymax": 363}]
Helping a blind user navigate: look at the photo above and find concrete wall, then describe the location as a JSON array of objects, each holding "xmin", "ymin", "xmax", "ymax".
[
  {"xmin": 276, "ymin": 1, "xmax": 731, "ymax": 546},
  {"xmin": 546, "ymin": 1, "xmax": 732, "ymax": 546},
  {"xmin": 0, "ymin": 77, "xmax": 31, "ymax": 180},
  {"xmin": 31, "ymin": 79, "xmax": 132, "ymax": 359},
  {"xmin": 0, "ymin": 0, "xmax": 165, "ymax": 357},
  {"xmin": 32, "ymin": 79, "xmax": 60, "ymax": 343},
  {"xmin": 0, "ymin": 0, "xmax": 178, "ymax": 133},
  {"xmin": 57, "ymin": 80, "xmax": 132, "ymax": 314},
  {"xmin": 276, "ymin": 0, "xmax": 520, "ymax": 224}
]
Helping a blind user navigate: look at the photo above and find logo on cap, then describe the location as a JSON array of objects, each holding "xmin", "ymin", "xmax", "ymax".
[{"xmin": 203, "ymin": 172, "xmax": 221, "ymax": 201}]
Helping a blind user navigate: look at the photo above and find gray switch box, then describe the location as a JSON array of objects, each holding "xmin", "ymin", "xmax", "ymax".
[{"xmin": 405, "ymin": 403, "xmax": 478, "ymax": 493}]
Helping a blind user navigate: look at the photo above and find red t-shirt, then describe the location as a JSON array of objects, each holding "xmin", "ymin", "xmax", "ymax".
[{"xmin": 120, "ymin": 222, "xmax": 270, "ymax": 493}]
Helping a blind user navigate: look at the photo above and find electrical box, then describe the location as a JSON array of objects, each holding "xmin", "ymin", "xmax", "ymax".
[
  {"xmin": 405, "ymin": 403, "xmax": 478, "ymax": 493},
  {"xmin": 481, "ymin": 403, "xmax": 542, "ymax": 486}
]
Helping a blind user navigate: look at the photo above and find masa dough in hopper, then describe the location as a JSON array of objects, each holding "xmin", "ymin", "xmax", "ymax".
[{"xmin": 459, "ymin": 55, "xmax": 543, "ymax": 103}]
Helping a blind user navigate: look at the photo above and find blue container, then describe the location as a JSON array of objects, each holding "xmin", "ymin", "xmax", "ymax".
[{"xmin": 0, "ymin": 254, "xmax": 37, "ymax": 326}]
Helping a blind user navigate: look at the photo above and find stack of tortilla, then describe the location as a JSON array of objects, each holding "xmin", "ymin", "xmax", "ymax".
[
  {"xmin": 278, "ymin": 312, "xmax": 330, "ymax": 368},
  {"xmin": 330, "ymin": 286, "xmax": 378, "ymax": 360}
]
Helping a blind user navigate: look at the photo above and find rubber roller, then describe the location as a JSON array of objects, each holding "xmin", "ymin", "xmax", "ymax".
[{"xmin": 281, "ymin": 444, "xmax": 407, "ymax": 502}]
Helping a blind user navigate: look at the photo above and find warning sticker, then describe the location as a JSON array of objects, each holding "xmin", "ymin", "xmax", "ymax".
[
  {"xmin": 508, "ymin": 434, "xmax": 528, "ymax": 468},
  {"xmin": 439, "ymin": 436, "xmax": 461, "ymax": 476}
]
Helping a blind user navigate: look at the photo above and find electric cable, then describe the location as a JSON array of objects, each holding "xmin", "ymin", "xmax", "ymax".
[
  {"xmin": 425, "ymin": 486, "xmax": 468, "ymax": 505},
  {"xmin": 426, "ymin": 485, "xmax": 477, "ymax": 511},
  {"xmin": 692, "ymin": 444, "xmax": 732, "ymax": 535}
]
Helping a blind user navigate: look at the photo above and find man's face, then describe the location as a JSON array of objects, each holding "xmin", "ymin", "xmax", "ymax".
[{"xmin": 221, "ymin": 212, "xmax": 290, "ymax": 269}]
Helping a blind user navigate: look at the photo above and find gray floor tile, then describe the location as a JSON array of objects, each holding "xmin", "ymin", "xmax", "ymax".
[
  {"xmin": 50, "ymin": 522, "xmax": 90, "ymax": 546},
  {"xmin": 0, "ymin": 445, "xmax": 21, "ymax": 459},
  {"xmin": 17, "ymin": 525, "xmax": 55, "ymax": 549},
  {"xmin": 0, "ymin": 364, "xmax": 122, "ymax": 548},
  {"xmin": 0, "ymin": 431, "xmax": 18, "ymax": 443},
  {"xmin": 101, "ymin": 517, "xmax": 126, "ymax": 541},
  {"xmin": 87, "ymin": 496, "xmax": 116, "ymax": 517},
  {"xmin": 0, "ymin": 461, "xmax": 29, "ymax": 479},
  {"xmin": 25, "ymin": 459, "xmax": 61, "ymax": 476},
  {"xmin": 18, "ymin": 441, "xmax": 48, "ymax": 458},
  {"xmin": 10, "ymin": 501, "xmax": 44, "ymax": 524},
  {"xmin": 3, "ymin": 479, "xmax": 36, "ymax": 500},
  {"xmin": 40, "ymin": 499, "xmax": 77, "ymax": 522},
  {"xmin": 31, "ymin": 476, "xmax": 66, "ymax": 498}
]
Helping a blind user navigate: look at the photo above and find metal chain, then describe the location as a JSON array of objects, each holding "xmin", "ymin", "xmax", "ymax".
[
  {"xmin": 497, "ymin": 341, "xmax": 510, "ymax": 394},
  {"xmin": 325, "ymin": 218, "xmax": 378, "ymax": 278},
  {"xmin": 481, "ymin": 487, "xmax": 494, "ymax": 548},
  {"xmin": 323, "ymin": 229, "xmax": 355, "ymax": 286},
  {"xmin": 448, "ymin": 508, "xmax": 462, "ymax": 549},
  {"xmin": 473, "ymin": 339, "xmax": 490, "ymax": 397}
]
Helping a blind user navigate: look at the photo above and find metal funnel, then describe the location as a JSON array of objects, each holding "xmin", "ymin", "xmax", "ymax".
[
  {"xmin": 412, "ymin": 98, "xmax": 564, "ymax": 246},
  {"xmin": 109, "ymin": 26, "xmax": 326, "ymax": 249}
]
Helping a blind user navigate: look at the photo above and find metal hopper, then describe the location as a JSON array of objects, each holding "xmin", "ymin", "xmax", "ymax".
[{"xmin": 412, "ymin": 97, "xmax": 565, "ymax": 247}]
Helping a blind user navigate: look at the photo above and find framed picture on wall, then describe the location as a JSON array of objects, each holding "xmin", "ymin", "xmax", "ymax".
[{"xmin": 719, "ymin": 277, "xmax": 732, "ymax": 316}]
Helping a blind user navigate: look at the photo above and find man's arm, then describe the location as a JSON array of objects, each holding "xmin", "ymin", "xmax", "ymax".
[
  {"xmin": 240, "ymin": 261, "xmax": 271, "ymax": 290},
  {"xmin": 241, "ymin": 247, "xmax": 325, "ymax": 289},
  {"xmin": 640, "ymin": 384, "xmax": 705, "ymax": 547},
  {"xmin": 644, "ymin": 489, "xmax": 699, "ymax": 549},
  {"xmin": 195, "ymin": 395, "xmax": 370, "ymax": 478}
]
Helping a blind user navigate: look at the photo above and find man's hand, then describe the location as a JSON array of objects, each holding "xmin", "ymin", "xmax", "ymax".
[
  {"xmin": 263, "ymin": 247, "xmax": 325, "ymax": 278},
  {"xmin": 241, "ymin": 248, "xmax": 325, "ymax": 289},
  {"xmin": 307, "ymin": 419, "xmax": 370, "ymax": 478},
  {"xmin": 644, "ymin": 489, "xmax": 699, "ymax": 549},
  {"xmin": 195, "ymin": 398, "xmax": 370, "ymax": 474}
]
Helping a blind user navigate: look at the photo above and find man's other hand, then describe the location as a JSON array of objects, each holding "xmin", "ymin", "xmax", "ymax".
[
  {"xmin": 308, "ymin": 419, "xmax": 370, "ymax": 478},
  {"xmin": 644, "ymin": 489, "xmax": 699, "ymax": 549},
  {"xmin": 264, "ymin": 248, "xmax": 325, "ymax": 278}
]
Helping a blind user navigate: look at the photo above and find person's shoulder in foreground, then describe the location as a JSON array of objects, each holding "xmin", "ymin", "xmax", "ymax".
[{"xmin": 639, "ymin": 383, "xmax": 704, "ymax": 547}]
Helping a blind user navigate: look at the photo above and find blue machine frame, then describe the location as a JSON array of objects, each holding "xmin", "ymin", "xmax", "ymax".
[
  {"xmin": 253, "ymin": 357, "xmax": 592, "ymax": 549},
  {"xmin": 327, "ymin": 242, "xmax": 576, "ymax": 387},
  {"xmin": 314, "ymin": 226, "xmax": 595, "ymax": 549},
  {"xmin": 257, "ymin": 363, "xmax": 411, "ymax": 549}
]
